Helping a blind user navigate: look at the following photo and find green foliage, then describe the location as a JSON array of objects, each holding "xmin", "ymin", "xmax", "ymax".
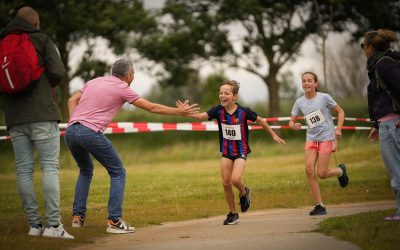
[
  {"xmin": 73, "ymin": 58, "xmax": 108, "ymax": 83},
  {"xmin": 0, "ymin": 0, "xmax": 156, "ymax": 57},
  {"xmin": 134, "ymin": 0, "xmax": 233, "ymax": 87},
  {"xmin": 338, "ymin": 0, "xmax": 400, "ymax": 39},
  {"xmin": 145, "ymin": 70, "xmax": 203, "ymax": 105},
  {"xmin": 201, "ymin": 72, "xmax": 226, "ymax": 107},
  {"xmin": 138, "ymin": 0, "xmax": 322, "ymax": 115}
]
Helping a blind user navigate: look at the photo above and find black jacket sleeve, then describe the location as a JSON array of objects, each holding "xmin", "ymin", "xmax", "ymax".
[{"xmin": 43, "ymin": 36, "xmax": 66, "ymax": 87}]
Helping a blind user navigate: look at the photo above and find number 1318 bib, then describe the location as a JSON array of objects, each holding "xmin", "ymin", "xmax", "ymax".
[
  {"xmin": 221, "ymin": 124, "xmax": 242, "ymax": 140},
  {"xmin": 304, "ymin": 109, "xmax": 326, "ymax": 128}
]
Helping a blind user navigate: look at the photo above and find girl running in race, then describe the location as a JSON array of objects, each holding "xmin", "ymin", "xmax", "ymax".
[
  {"xmin": 177, "ymin": 80, "xmax": 285, "ymax": 225},
  {"xmin": 289, "ymin": 72, "xmax": 348, "ymax": 216}
]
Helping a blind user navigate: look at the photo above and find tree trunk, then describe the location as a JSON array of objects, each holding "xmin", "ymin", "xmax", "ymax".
[
  {"xmin": 322, "ymin": 37, "xmax": 327, "ymax": 92},
  {"xmin": 265, "ymin": 74, "xmax": 280, "ymax": 117}
]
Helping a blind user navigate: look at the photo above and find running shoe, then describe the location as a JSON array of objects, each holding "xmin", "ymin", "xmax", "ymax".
[
  {"xmin": 28, "ymin": 224, "xmax": 44, "ymax": 236},
  {"xmin": 223, "ymin": 212, "xmax": 240, "ymax": 225},
  {"xmin": 309, "ymin": 205, "xmax": 327, "ymax": 216},
  {"xmin": 42, "ymin": 224, "xmax": 75, "ymax": 239},
  {"xmin": 72, "ymin": 215, "xmax": 85, "ymax": 228},
  {"xmin": 239, "ymin": 186, "xmax": 251, "ymax": 212},
  {"xmin": 384, "ymin": 214, "xmax": 400, "ymax": 221},
  {"xmin": 338, "ymin": 163, "xmax": 349, "ymax": 188},
  {"xmin": 106, "ymin": 219, "xmax": 136, "ymax": 234}
]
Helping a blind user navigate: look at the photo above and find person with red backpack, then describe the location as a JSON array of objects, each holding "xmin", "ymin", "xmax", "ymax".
[{"xmin": 0, "ymin": 7, "xmax": 74, "ymax": 238}]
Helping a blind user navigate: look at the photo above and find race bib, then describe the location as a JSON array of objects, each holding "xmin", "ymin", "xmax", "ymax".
[
  {"xmin": 305, "ymin": 109, "xmax": 326, "ymax": 128},
  {"xmin": 221, "ymin": 124, "xmax": 242, "ymax": 140}
]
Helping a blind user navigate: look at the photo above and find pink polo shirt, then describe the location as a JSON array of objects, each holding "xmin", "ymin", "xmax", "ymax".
[{"xmin": 68, "ymin": 75, "xmax": 141, "ymax": 132}]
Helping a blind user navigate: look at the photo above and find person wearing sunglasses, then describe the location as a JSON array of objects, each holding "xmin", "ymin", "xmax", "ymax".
[{"xmin": 363, "ymin": 29, "xmax": 400, "ymax": 221}]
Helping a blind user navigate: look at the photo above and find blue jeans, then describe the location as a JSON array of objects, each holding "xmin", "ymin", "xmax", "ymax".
[
  {"xmin": 379, "ymin": 119, "xmax": 400, "ymax": 214},
  {"xmin": 64, "ymin": 123, "xmax": 126, "ymax": 221},
  {"xmin": 9, "ymin": 121, "xmax": 61, "ymax": 227}
]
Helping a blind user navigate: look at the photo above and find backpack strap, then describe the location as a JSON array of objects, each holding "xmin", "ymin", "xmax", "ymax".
[{"xmin": 374, "ymin": 55, "xmax": 400, "ymax": 112}]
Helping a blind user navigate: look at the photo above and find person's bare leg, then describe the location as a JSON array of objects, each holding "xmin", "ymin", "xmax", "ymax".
[
  {"xmin": 221, "ymin": 157, "xmax": 236, "ymax": 213},
  {"xmin": 305, "ymin": 150, "xmax": 322, "ymax": 204}
]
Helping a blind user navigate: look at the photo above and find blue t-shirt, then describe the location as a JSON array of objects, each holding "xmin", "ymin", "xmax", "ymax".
[
  {"xmin": 207, "ymin": 104, "xmax": 258, "ymax": 157},
  {"xmin": 291, "ymin": 92, "xmax": 337, "ymax": 141}
]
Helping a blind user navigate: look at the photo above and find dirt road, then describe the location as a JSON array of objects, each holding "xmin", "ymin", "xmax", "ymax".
[{"xmin": 74, "ymin": 200, "xmax": 396, "ymax": 250}]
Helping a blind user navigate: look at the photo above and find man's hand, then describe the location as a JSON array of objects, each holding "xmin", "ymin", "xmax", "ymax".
[
  {"xmin": 176, "ymin": 100, "xmax": 200, "ymax": 116},
  {"xmin": 176, "ymin": 100, "xmax": 188, "ymax": 108}
]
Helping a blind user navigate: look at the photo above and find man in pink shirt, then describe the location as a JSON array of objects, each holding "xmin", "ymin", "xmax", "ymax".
[{"xmin": 64, "ymin": 59, "xmax": 198, "ymax": 234}]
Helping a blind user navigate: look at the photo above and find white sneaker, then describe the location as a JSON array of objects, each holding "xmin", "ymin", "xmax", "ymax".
[
  {"xmin": 42, "ymin": 224, "xmax": 75, "ymax": 239},
  {"xmin": 106, "ymin": 219, "xmax": 136, "ymax": 234},
  {"xmin": 28, "ymin": 225, "xmax": 44, "ymax": 236}
]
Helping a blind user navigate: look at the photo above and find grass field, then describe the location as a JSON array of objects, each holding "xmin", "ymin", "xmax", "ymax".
[
  {"xmin": 319, "ymin": 209, "xmax": 400, "ymax": 250},
  {"xmin": 0, "ymin": 133, "xmax": 399, "ymax": 250}
]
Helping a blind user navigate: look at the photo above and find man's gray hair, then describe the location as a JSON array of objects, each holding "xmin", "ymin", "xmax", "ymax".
[{"xmin": 111, "ymin": 59, "xmax": 134, "ymax": 78}]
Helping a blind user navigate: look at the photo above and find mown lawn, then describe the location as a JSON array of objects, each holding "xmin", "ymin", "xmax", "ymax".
[
  {"xmin": 319, "ymin": 209, "xmax": 400, "ymax": 250},
  {"xmin": 0, "ymin": 135, "xmax": 397, "ymax": 250}
]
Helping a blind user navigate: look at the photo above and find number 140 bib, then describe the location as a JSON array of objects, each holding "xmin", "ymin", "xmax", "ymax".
[{"xmin": 221, "ymin": 124, "xmax": 242, "ymax": 140}]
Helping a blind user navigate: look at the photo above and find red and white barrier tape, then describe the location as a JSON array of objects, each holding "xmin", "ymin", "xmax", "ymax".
[
  {"xmin": 0, "ymin": 117, "xmax": 371, "ymax": 132},
  {"xmin": 263, "ymin": 117, "xmax": 371, "ymax": 122},
  {"xmin": 0, "ymin": 118, "xmax": 372, "ymax": 141}
]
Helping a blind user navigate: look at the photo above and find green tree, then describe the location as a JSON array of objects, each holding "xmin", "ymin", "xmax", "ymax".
[
  {"xmin": 339, "ymin": 0, "xmax": 400, "ymax": 39},
  {"xmin": 135, "ymin": 0, "xmax": 400, "ymax": 116},
  {"xmin": 278, "ymin": 71, "xmax": 298, "ymax": 101},
  {"xmin": 136, "ymin": 0, "xmax": 319, "ymax": 116},
  {"xmin": 0, "ymin": 0, "xmax": 157, "ymax": 121},
  {"xmin": 133, "ymin": 1, "xmax": 232, "ymax": 89},
  {"xmin": 201, "ymin": 72, "xmax": 226, "ymax": 108},
  {"xmin": 146, "ymin": 70, "xmax": 202, "ymax": 106}
]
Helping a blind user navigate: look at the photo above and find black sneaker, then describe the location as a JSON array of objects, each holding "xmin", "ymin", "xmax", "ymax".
[
  {"xmin": 239, "ymin": 186, "xmax": 251, "ymax": 212},
  {"xmin": 223, "ymin": 212, "xmax": 240, "ymax": 225},
  {"xmin": 338, "ymin": 163, "xmax": 349, "ymax": 188},
  {"xmin": 309, "ymin": 205, "xmax": 327, "ymax": 216}
]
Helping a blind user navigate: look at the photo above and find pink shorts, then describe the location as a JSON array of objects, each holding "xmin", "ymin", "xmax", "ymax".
[{"xmin": 305, "ymin": 140, "xmax": 336, "ymax": 154}]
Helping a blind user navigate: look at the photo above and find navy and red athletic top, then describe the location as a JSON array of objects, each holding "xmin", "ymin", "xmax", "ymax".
[{"xmin": 207, "ymin": 104, "xmax": 258, "ymax": 157}]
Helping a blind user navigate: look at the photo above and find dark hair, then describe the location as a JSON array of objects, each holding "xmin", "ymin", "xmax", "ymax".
[
  {"xmin": 220, "ymin": 80, "xmax": 240, "ymax": 95},
  {"xmin": 364, "ymin": 29, "xmax": 398, "ymax": 51},
  {"xmin": 302, "ymin": 72, "xmax": 319, "ymax": 92},
  {"xmin": 302, "ymin": 72, "xmax": 318, "ymax": 82}
]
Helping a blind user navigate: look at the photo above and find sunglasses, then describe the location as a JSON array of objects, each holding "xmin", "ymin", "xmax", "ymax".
[{"xmin": 360, "ymin": 43, "xmax": 369, "ymax": 49}]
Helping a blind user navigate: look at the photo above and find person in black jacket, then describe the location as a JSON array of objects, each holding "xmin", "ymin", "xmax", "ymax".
[
  {"xmin": 363, "ymin": 29, "xmax": 400, "ymax": 221},
  {"xmin": 0, "ymin": 7, "xmax": 74, "ymax": 238}
]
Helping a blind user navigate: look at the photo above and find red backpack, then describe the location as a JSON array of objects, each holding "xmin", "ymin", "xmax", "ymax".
[{"xmin": 0, "ymin": 32, "xmax": 45, "ymax": 94}]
